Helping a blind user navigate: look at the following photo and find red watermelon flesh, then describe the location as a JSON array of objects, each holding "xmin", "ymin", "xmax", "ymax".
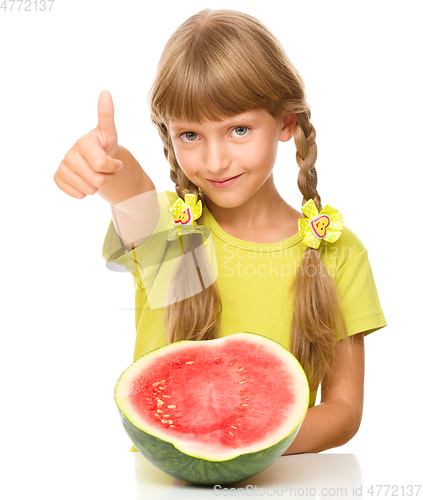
[{"xmin": 116, "ymin": 333, "xmax": 309, "ymax": 463}]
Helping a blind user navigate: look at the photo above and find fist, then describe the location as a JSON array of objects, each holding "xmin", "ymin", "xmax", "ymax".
[{"xmin": 54, "ymin": 90, "xmax": 123, "ymax": 199}]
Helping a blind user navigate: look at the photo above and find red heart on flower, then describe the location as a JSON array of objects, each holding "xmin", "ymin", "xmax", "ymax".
[
  {"xmin": 310, "ymin": 215, "xmax": 330, "ymax": 238},
  {"xmin": 175, "ymin": 208, "xmax": 192, "ymax": 225}
]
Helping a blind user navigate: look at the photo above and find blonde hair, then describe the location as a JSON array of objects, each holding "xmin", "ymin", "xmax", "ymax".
[{"xmin": 149, "ymin": 9, "xmax": 349, "ymax": 391}]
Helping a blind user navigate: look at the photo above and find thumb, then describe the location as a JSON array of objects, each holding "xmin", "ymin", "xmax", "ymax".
[{"xmin": 96, "ymin": 90, "xmax": 117, "ymax": 152}]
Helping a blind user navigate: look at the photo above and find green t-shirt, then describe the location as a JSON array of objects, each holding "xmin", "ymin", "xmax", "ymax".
[{"xmin": 102, "ymin": 190, "xmax": 387, "ymax": 408}]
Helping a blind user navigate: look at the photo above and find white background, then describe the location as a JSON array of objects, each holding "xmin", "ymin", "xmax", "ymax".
[{"xmin": 1, "ymin": 0, "xmax": 422, "ymax": 498}]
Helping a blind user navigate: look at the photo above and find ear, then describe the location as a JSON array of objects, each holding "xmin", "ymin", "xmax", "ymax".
[{"xmin": 279, "ymin": 113, "xmax": 297, "ymax": 142}]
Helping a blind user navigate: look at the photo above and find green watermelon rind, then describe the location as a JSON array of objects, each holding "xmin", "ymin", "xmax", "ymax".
[
  {"xmin": 120, "ymin": 409, "xmax": 304, "ymax": 486},
  {"xmin": 115, "ymin": 333, "xmax": 309, "ymax": 486}
]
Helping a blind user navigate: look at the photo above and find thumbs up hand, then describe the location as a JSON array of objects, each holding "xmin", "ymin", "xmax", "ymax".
[{"xmin": 54, "ymin": 90, "xmax": 124, "ymax": 199}]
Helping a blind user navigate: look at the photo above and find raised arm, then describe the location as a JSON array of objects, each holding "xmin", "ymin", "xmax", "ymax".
[{"xmin": 54, "ymin": 90, "xmax": 159, "ymax": 249}]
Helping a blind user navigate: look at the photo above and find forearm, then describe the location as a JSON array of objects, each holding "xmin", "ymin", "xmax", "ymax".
[
  {"xmin": 97, "ymin": 145, "xmax": 159, "ymax": 250},
  {"xmin": 111, "ymin": 189, "xmax": 160, "ymax": 251},
  {"xmin": 97, "ymin": 145, "xmax": 155, "ymax": 205},
  {"xmin": 283, "ymin": 399, "xmax": 362, "ymax": 455}
]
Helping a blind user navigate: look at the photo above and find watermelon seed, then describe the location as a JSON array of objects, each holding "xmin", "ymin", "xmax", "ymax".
[
  {"xmin": 168, "ymin": 420, "xmax": 173, "ymax": 424},
  {"xmin": 162, "ymin": 395, "xmax": 171, "ymax": 398},
  {"xmin": 163, "ymin": 414, "xmax": 170, "ymax": 418},
  {"xmin": 153, "ymin": 382, "xmax": 161, "ymax": 386},
  {"xmin": 161, "ymin": 419, "xmax": 168, "ymax": 424},
  {"xmin": 157, "ymin": 399, "xmax": 164, "ymax": 406},
  {"xmin": 160, "ymin": 380, "xmax": 166, "ymax": 384},
  {"xmin": 239, "ymin": 380, "xmax": 248, "ymax": 384},
  {"xmin": 158, "ymin": 386, "xmax": 164, "ymax": 390},
  {"xmin": 241, "ymin": 403, "xmax": 249, "ymax": 407},
  {"xmin": 230, "ymin": 361, "xmax": 235, "ymax": 366},
  {"xmin": 156, "ymin": 409, "xmax": 163, "ymax": 414},
  {"xmin": 170, "ymin": 425, "xmax": 176, "ymax": 428},
  {"xmin": 231, "ymin": 426, "xmax": 238, "ymax": 429},
  {"xmin": 185, "ymin": 361, "xmax": 194, "ymax": 364},
  {"xmin": 167, "ymin": 405, "xmax": 176, "ymax": 409},
  {"xmin": 228, "ymin": 431, "xmax": 234, "ymax": 437},
  {"xmin": 237, "ymin": 367, "xmax": 245, "ymax": 372}
]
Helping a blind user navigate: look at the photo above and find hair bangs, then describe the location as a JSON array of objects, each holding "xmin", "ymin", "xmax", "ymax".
[{"xmin": 149, "ymin": 16, "xmax": 284, "ymax": 125}]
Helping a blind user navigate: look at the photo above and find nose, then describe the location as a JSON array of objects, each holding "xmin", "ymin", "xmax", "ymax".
[{"xmin": 204, "ymin": 138, "xmax": 231, "ymax": 175}]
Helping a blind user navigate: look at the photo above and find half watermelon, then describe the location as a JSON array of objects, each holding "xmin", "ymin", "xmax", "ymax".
[{"xmin": 114, "ymin": 332, "xmax": 309, "ymax": 485}]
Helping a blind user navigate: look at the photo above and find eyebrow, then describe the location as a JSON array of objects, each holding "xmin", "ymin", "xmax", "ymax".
[{"xmin": 168, "ymin": 112, "xmax": 259, "ymax": 132}]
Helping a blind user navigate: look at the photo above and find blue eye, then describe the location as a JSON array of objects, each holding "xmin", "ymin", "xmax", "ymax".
[
  {"xmin": 231, "ymin": 126, "xmax": 250, "ymax": 137},
  {"xmin": 180, "ymin": 131, "xmax": 198, "ymax": 142}
]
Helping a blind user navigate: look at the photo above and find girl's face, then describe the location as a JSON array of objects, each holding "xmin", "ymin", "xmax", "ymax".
[{"xmin": 168, "ymin": 109, "xmax": 296, "ymax": 209}]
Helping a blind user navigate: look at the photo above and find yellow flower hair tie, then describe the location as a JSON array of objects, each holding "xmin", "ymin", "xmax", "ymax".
[
  {"xmin": 167, "ymin": 194, "xmax": 206, "ymax": 252},
  {"xmin": 298, "ymin": 199, "xmax": 344, "ymax": 249}
]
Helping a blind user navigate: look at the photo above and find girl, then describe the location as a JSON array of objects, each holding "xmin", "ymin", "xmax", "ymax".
[{"xmin": 54, "ymin": 9, "xmax": 386, "ymax": 455}]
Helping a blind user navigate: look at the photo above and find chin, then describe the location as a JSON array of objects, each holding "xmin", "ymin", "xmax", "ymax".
[{"xmin": 203, "ymin": 191, "xmax": 247, "ymax": 209}]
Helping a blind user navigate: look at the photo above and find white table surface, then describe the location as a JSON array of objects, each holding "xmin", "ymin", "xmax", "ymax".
[
  {"xmin": 130, "ymin": 452, "xmax": 363, "ymax": 499},
  {"xmin": 4, "ymin": 447, "xmax": 421, "ymax": 500},
  {"xmin": 15, "ymin": 450, "xmax": 414, "ymax": 500}
]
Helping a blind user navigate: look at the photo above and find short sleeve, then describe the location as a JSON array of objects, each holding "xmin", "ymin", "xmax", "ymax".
[
  {"xmin": 335, "ymin": 248, "xmax": 387, "ymax": 337},
  {"xmin": 101, "ymin": 191, "xmax": 175, "ymax": 279},
  {"xmin": 101, "ymin": 190, "xmax": 218, "ymax": 311}
]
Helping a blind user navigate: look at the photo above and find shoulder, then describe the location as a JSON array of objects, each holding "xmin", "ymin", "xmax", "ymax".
[
  {"xmin": 160, "ymin": 190, "xmax": 179, "ymax": 205},
  {"xmin": 335, "ymin": 225, "xmax": 366, "ymax": 256},
  {"xmin": 320, "ymin": 224, "xmax": 368, "ymax": 272},
  {"xmin": 153, "ymin": 191, "xmax": 180, "ymax": 215}
]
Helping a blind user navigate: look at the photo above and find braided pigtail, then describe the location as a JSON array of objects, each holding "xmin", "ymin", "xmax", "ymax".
[
  {"xmin": 290, "ymin": 111, "xmax": 349, "ymax": 391},
  {"xmin": 147, "ymin": 9, "xmax": 350, "ymax": 378},
  {"xmin": 158, "ymin": 124, "xmax": 223, "ymax": 344}
]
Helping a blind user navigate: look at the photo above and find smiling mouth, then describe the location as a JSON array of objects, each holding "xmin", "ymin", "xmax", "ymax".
[
  {"xmin": 207, "ymin": 174, "xmax": 242, "ymax": 182},
  {"xmin": 206, "ymin": 174, "xmax": 244, "ymax": 189}
]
